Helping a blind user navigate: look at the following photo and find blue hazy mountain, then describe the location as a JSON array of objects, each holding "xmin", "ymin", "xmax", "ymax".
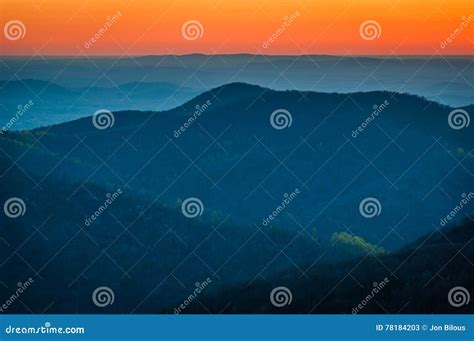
[
  {"xmin": 0, "ymin": 83, "xmax": 472, "ymax": 313},
  {"xmin": 0, "ymin": 79, "xmax": 199, "ymax": 129},
  {"xmin": 3, "ymin": 83, "xmax": 474, "ymax": 250},
  {"xmin": 0, "ymin": 55, "xmax": 472, "ymax": 130}
]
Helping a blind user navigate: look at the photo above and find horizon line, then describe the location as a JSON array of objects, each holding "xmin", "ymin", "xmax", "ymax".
[{"xmin": 0, "ymin": 53, "xmax": 473, "ymax": 58}]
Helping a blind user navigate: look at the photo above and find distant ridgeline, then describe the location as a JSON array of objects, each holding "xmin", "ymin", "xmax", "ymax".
[{"xmin": 0, "ymin": 55, "xmax": 473, "ymax": 129}]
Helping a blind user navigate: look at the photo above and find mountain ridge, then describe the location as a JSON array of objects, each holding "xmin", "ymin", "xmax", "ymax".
[{"xmin": 26, "ymin": 81, "xmax": 473, "ymax": 134}]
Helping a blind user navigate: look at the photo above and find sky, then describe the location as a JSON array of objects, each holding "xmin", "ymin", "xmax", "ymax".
[{"xmin": 0, "ymin": 0, "xmax": 472, "ymax": 56}]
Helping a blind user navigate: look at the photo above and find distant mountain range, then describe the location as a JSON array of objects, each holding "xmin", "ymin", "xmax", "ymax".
[
  {"xmin": 0, "ymin": 79, "xmax": 199, "ymax": 129},
  {"xmin": 0, "ymin": 82, "xmax": 472, "ymax": 313},
  {"xmin": 0, "ymin": 55, "xmax": 472, "ymax": 130}
]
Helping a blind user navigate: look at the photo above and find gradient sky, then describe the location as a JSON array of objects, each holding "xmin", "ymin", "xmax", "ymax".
[{"xmin": 0, "ymin": 0, "xmax": 473, "ymax": 55}]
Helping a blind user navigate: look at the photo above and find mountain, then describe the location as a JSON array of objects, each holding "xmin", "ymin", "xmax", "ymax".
[
  {"xmin": 0, "ymin": 160, "xmax": 354, "ymax": 313},
  {"xmin": 187, "ymin": 219, "xmax": 474, "ymax": 314},
  {"xmin": 0, "ymin": 79, "xmax": 199, "ymax": 129},
  {"xmin": 7, "ymin": 83, "xmax": 471, "ymax": 249},
  {"xmin": 1, "ymin": 55, "xmax": 472, "ymax": 110},
  {"xmin": 0, "ymin": 82, "xmax": 472, "ymax": 313}
]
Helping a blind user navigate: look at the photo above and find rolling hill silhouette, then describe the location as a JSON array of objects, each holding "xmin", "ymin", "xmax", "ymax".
[
  {"xmin": 0, "ymin": 83, "xmax": 472, "ymax": 313},
  {"xmin": 9, "ymin": 83, "xmax": 473, "ymax": 249}
]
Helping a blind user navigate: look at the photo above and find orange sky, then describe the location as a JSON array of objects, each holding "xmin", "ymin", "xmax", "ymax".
[{"xmin": 0, "ymin": 0, "xmax": 472, "ymax": 55}]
